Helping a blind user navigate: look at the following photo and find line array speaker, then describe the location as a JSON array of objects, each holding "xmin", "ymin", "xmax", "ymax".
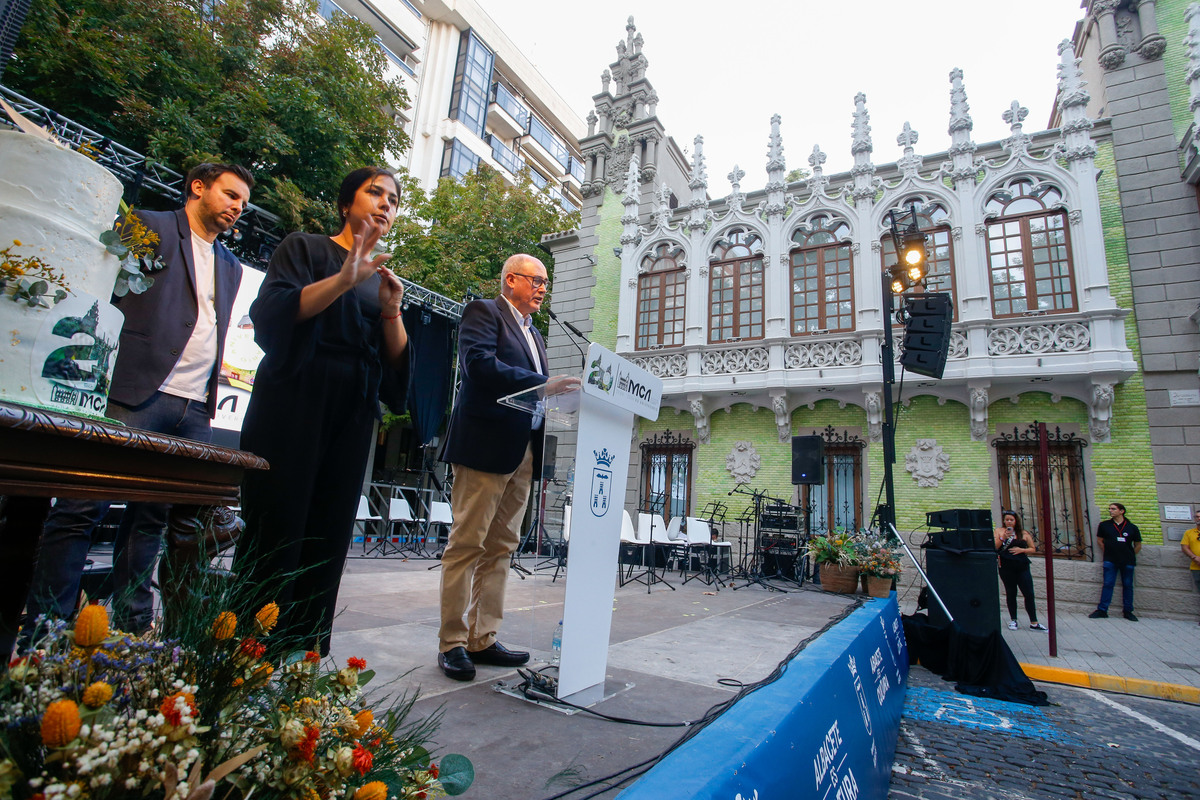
[{"xmin": 900, "ymin": 293, "xmax": 953, "ymax": 379}]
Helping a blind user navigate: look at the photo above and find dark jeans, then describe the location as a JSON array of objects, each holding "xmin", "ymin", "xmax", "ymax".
[
  {"xmin": 998, "ymin": 562, "xmax": 1038, "ymax": 623},
  {"xmin": 1097, "ymin": 561, "xmax": 1135, "ymax": 614},
  {"xmin": 22, "ymin": 392, "xmax": 211, "ymax": 640}
]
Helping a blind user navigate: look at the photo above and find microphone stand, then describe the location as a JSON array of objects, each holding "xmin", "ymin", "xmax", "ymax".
[
  {"xmin": 728, "ymin": 485, "xmax": 790, "ymax": 593},
  {"xmin": 547, "ymin": 308, "xmax": 588, "ymax": 370}
]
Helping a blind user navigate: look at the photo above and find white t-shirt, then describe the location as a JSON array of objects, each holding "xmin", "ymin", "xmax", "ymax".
[{"xmin": 160, "ymin": 231, "xmax": 219, "ymax": 401}]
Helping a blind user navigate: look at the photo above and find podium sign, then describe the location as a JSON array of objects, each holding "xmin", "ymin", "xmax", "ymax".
[
  {"xmin": 502, "ymin": 343, "xmax": 661, "ymax": 701},
  {"xmin": 558, "ymin": 344, "xmax": 661, "ymax": 699}
]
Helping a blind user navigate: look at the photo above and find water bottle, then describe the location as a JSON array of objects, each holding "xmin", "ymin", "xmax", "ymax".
[{"xmin": 551, "ymin": 620, "xmax": 563, "ymax": 665}]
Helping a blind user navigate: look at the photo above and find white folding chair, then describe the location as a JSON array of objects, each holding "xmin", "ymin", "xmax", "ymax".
[
  {"xmin": 618, "ymin": 509, "xmax": 649, "ymax": 587},
  {"xmin": 426, "ymin": 500, "xmax": 453, "ymax": 556},
  {"xmin": 355, "ymin": 495, "xmax": 382, "ymax": 552},
  {"xmin": 643, "ymin": 512, "xmax": 677, "ymax": 592},
  {"xmin": 681, "ymin": 517, "xmax": 729, "ymax": 588}
]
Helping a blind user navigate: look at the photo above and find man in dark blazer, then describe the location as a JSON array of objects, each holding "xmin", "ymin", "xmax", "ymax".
[
  {"xmin": 437, "ymin": 254, "xmax": 578, "ymax": 680},
  {"xmin": 21, "ymin": 163, "xmax": 252, "ymax": 638}
]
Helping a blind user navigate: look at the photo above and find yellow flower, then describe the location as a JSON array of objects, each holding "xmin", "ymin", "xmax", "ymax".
[
  {"xmin": 211, "ymin": 611, "xmax": 237, "ymax": 640},
  {"xmin": 354, "ymin": 782, "xmax": 389, "ymax": 800},
  {"xmin": 12, "ymin": 239, "xmax": 21, "ymax": 246},
  {"xmin": 254, "ymin": 602, "xmax": 280, "ymax": 634},
  {"xmin": 73, "ymin": 603, "xmax": 109, "ymax": 647},
  {"xmin": 82, "ymin": 681, "xmax": 113, "ymax": 708},
  {"xmin": 41, "ymin": 699, "xmax": 82, "ymax": 747},
  {"xmin": 353, "ymin": 709, "xmax": 374, "ymax": 738}
]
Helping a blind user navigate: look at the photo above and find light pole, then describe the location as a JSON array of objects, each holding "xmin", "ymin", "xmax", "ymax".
[{"xmin": 877, "ymin": 203, "xmax": 929, "ymax": 539}]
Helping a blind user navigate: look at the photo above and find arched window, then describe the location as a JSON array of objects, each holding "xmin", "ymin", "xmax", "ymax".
[
  {"xmin": 880, "ymin": 200, "xmax": 957, "ymax": 319},
  {"xmin": 790, "ymin": 215, "xmax": 854, "ymax": 334},
  {"xmin": 636, "ymin": 243, "xmax": 686, "ymax": 350},
  {"xmin": 984, "ymin": 179, "xmax": 1076, "ymax": 317},
  {"xmin": 708, "ymin": 228, "xmax": 764, "ymax": 343}
]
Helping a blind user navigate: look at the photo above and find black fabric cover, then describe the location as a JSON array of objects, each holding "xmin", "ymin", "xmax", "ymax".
[
  {"xmin": 902, "ymin": 613, "xmax": 1049, "ymax": 706},
  {"xmin": 402, "ymin": 305, "xmax": 454, "ymax": 446}
]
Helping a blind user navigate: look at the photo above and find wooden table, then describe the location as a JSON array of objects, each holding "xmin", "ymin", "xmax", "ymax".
[{"xmin": 0, "ymin": 399, "xmax": 268, "ymax": 658}]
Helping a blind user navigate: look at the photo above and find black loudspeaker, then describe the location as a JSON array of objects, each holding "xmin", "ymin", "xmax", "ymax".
[
  {"xmin": 927, "ymin": 508, "xmax": 993, "ymax": 531},
  {"xmin": 542, "ymin": 434, "xmax": 558, "ymax": 481},
  {"xmin": 900, "ymin": 293, "xmax": 953, "ymax": 379},
  {"xmin": 925, "ymin": 549, "xmax": 1000, "ymax": 636},
  {"xmin": 791, "ymin": 435, "xmax": 824, "ymax": 485}
]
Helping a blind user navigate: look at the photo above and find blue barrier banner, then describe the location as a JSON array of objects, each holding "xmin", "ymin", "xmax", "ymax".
[{"xmin": 619, "ymin": 597, "xmax": 908, "ymax": 800}]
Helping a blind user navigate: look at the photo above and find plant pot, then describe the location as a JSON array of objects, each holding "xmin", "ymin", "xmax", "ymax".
[
  {"xmin": 818, "ymin": 563, "xmax": 860, "ymax": 594},
  {"xmin": 864, "ymin": 574, "xmax": 893, "ymax": 599}
]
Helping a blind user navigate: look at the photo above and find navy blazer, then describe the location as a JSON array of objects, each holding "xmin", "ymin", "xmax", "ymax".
[
  {"xmin": 109, "ymin": 208, "xmax": 243, "ymax": 418},
  {"xmin": 442, "ymin": 296, "xmax": 548, "ymax": 475}
]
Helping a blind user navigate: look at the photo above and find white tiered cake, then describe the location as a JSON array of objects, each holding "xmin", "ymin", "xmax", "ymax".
[{"xmin": 0, "ymin": 130, "xmax": 126, "ymax": 416}]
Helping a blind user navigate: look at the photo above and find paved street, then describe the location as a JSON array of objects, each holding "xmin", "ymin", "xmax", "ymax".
[{"xmin": 889, "ymin": 666, "xmax": 1200, "ymax": 800}]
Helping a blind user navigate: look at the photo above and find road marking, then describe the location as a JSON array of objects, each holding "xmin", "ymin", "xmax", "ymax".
[
  {"xmin": 1091, "ymin": 691, "xmax": 1200, "ymax": 752},
  {"xmin": 904, "ymin": 686, "xmax": 1080, "ymax": 744}
]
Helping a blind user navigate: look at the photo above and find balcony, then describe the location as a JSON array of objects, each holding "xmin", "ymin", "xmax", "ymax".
[
  {"xmin": 486, "ymin": 134, "xmax": 522, "ymax": 176},
  {"xmin": 564, "ymin": 156, "xmax": 585, "ymax": 189},
  {"xmin": 523, "ymin": 116, "xmax": 570, "ymax": 175},
  {"xmin": 487, "ymin": 83, "xmax": 528, "ymax": 141}
]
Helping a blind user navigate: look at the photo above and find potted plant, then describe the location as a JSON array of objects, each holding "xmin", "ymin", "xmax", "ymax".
[
  {"xmin": 858, "ymin": 538, "xmax": 902, "ymax": 598},
  {"xmin": 808, "ymin": 531, "xmax": 860, "ymax": 594}
]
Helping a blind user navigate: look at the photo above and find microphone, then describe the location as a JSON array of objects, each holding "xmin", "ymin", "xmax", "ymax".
[
  {"xmin": 546, "ymin": 307, "xmax": 588, "ymax": 368},
  {"xmin": 728, "ymin": 482, "xmax": 746, "ymax": 496}
]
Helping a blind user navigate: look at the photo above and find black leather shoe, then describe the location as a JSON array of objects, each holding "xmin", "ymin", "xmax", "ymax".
[
  {"xmin": 1088, "ymin": 609, "xmax": 1108, "ymax": 619},
  {"xmin": 1123, "ymin": 611, "xmax": 1138, "ymax": 621},
  {"xmin": 438, "ymin": 647, "xmax": 476, "ymax": 681},
  {"xmin": 467, "ymin": 641, "xmax": 530, "ymax": 667}
]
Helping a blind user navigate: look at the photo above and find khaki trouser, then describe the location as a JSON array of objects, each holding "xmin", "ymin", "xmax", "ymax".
[{"xmin": 438, "ymin": 446, "xmax": 533, "ymax": 652}]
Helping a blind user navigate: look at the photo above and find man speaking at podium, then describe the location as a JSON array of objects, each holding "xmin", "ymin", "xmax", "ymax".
[{"xmin": 437, "ymin": 254, "xmax": 578, "ymax": 681}]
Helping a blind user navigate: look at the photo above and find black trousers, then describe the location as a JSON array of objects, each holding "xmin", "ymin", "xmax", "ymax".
[
  {"xmin": 236, "ymin": 355, "xmax": 375, "ymax": 656},
  {"xmin": 998, "ymin": 562, "xmax": 1038, "ymax": 623}
]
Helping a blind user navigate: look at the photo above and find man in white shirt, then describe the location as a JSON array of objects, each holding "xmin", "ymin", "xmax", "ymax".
[{"xmin": 22, "ymin": 163, "xmax": 252, "ymax": 638}]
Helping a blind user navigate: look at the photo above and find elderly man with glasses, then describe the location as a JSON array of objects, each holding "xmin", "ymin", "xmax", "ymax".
[{"xmin": 436, "ymin": 254, "xmax": 579, "ymax": 681}]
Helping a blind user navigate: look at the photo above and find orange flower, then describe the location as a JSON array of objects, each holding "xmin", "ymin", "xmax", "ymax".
[
  {"xmin": 255, "ymin": 602, "xmax": 280, "ymax": 634},
  {"xmin": 429, "ymin": 761, "xmax": 439, "ymax": 779},
  {"xmin": 73, "ymin": 603, "xmax": 109, "ymax": 647},
  {"xmin": 82, "ymin": 681, "xmax": 113, "ymax": 708},
  {"xmin": 211, "ymin": 611, "xmax": 237, "ymax": 640},
  {"xmin": 352, "ymin": 744, "xmax": 373, "ymax": 775},
  {"xmin": 41, "ymin": 699, "xmax": 82, "ymax": 747},
  {"xmin": 353, "ymin": 709, "xmax": 374, "ymax": 738},
  {"xmin": 294, "ymin": 725, "xmax": 320, "ymax": 763},
  {"xmin": 160, "ymin": 691, "xmax": 197, "ymax": 727},
  {"xmin": 239, "ymin": 637, "xmax": 267, "ymax": 659},
  {"xmin": 354, "ymin": 782, "xmax": 388, "ymax": 800},
  {"xmin": 347, "ymin": 656, "xmax": 367, "ymax": 671},
  {"xmin": 303, "ymin": 651, "xmax": 321, "ymax": 664}
]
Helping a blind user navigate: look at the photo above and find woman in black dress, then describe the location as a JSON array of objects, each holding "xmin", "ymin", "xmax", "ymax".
[
  {"xmin": 994, "ymin": 511, "xmax": 1047, "ymax": 632},
  {"xmin": 236, "ymin": 167, "xmax": 409, "ymax": 655}
]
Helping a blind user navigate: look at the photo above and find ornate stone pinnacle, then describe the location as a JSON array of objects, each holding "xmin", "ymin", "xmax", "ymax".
[{"xmin": 896, "ymin": 122, "xmax": 918, "ymax": 151}]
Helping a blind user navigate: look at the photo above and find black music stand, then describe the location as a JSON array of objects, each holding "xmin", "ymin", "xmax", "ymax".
[{"xmin": 728, "ymin": 487, "xmax": 791, "ymax": 593}]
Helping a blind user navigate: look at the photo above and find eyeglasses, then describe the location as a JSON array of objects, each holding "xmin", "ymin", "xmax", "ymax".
[{"xmin": 511, "ymin": 273, "xmax": 549, "ymax": 289}]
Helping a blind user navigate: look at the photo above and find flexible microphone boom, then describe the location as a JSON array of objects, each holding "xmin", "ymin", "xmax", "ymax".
[{"xmin": 546, "ymin": 307, "xmax": 589, "ymax": 368}]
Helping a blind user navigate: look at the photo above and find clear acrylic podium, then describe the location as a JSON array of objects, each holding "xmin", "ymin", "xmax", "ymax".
[{"xmin": 499, "ymin": 342, "xmax": 662, "ymax": 702}]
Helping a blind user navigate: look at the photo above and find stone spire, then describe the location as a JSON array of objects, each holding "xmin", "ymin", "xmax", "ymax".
[
  {"xmin": 896, "ymin": 122, "xmax": 922, "ymax": 179},
  {"xmin": 943, "ymin": 68, "xmax": 979, "ymax": 187},
  {"xmin": 1055, "ymin": 40, "xmax": 1097, "ymax": 164},
  {"xmin": 1185, "ymin": 4, "xmax": 1200, "ymax": 155},
  {"xmin": 687, "ymin": 135, "xmax": 711, "ymax": 232},
  {"xmin": 727, "ymin": 164, "xmax": 746, "ymax": 213},
  {"xmin": 765, "ymin": 114, "xmax": 787, "ymax": 216},
  {"xmin": 650, "ymin": 183, "xmax": 673, "ymax": 231},
  {"xmin": 848, "ymin": 93, "xmax": 877, "ymax": 205},
  {"xmin": 807, "ymin": 144, "xmax": 829, "ymax": 197},
  {"xmin": 1001, "ymin": 100, "xmax": 1031, "ymax": 156},
  {"xmin": 620, "ymin": 154, "xmax": 642, "ymax": 247}
]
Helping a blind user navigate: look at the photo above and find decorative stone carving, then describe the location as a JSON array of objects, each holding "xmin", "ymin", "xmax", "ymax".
[
  {"xmin": 605, "ymin": 135, "xmax": 633, "ymax": 190},
  {"xmin": 784, "ymin": 340, "xmax": 863, "ymax": 368},
  {"xmin": 987, "ymin": 322, "xmax": 1091, "ymax": 355},
  {"xmin": 726, "ymin": 440, "xmax": 762, "ymax": 483},
  {"xmin": 1185, "ymin": 6, "xmax": 1200, "ymax": 157},
  {"xmin": 771, "ymin": 394, "xmax": 790, "ymax": 442},
  {"xmin": 947, "ymin": 331, "xmax": 969, "ymax": 360},
  {"xmin": 945, "ymin": 68, "xmax": 980, "ymax": 187},
  {"xmin": 951, "ymin": 227, "xmax": 963, "ymax": 241},
  {"xmin": 631, "ymin": 353, "xmax": 688, "ymax": 378},
  {"xmin": 627, "ymin": 277, "xmax": 637, "ymax": 289},
  {"xmin": 1068, "ymin": 209, "xmax": 1083, "ymax": 225},
  {"xmin": 1056, "ymin": 40, "xmax": 1098, "ymax": 163},
  {"xmin": 905, "ymin": 439, "xmax": 950, "ymax": 488},
  {"xmin": 689, "ymin": 398, "xmax": 710, "ymax": 444},
  {"xmin": 975, "ymin": 223, "xmax": 987, "ymax": 237},
  {"xmin": 727, "ymin": 165, "xmax": 746, "ymax": 212},
  {"xmin": 969, "ymin": 387, "xmax": 989, "ymax": 441},
  {"xmin": 807, "ymin": 144, "xmax": 830, "ymax": 197},
  {"xmin": 896, "ymin": 122, "xmax": 923, "ymax": 178},
  {"xmin": 701, "ymin": 347, "xmax": 770, "ymax": 375},
  {"xmin": 849, "ymin": 93, "xmax": 879, "ymax": 204},
  {"xmin": 1090, "ymin": 382, "xmax": 1115, "ymax": 442},
  {"xmin": 865, "ymin": 391, "xmax": 882, "ymax": 442},
  {"xmin": 1001, "ymin": 100, "xmax": 1031, "ymax": 156}
]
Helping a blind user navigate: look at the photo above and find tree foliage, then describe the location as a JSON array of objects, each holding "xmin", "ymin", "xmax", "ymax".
[
  {"xmin": 388, "ymin": 165, "xmax": 579, "ymax": 306},
  {"xmin": 7, "ymin": 0, "xmax": 408, "ymax": 231}
]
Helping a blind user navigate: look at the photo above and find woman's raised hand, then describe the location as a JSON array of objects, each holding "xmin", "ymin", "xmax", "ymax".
[{"xmin": 340, "ymin": 218, "xmax": 393, "ymax": 289}]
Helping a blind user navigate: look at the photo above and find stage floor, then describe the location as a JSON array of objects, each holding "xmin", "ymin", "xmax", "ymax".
[{"xmin": 329, "ymin": 554, "xmax": 858, "ymax": 799}]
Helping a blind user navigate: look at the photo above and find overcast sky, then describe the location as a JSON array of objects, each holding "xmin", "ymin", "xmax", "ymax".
[{"xmin": 480, "ymin": 0, "xmax": 1088, "ymax": 194}]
